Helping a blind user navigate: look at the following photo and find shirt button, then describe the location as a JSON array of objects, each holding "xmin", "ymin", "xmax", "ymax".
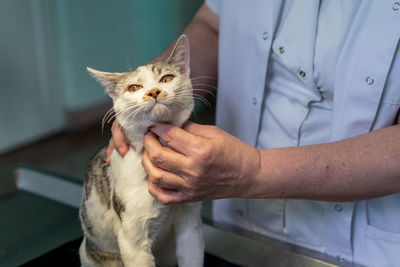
[
  {"xmin": 336, "ymin": 255, "xmax": 344, "ymax": 263},
  {"xmin": 393, "ymin": 2, "xmax": 400, "ymax": 10},
  {"xmin": 279, "ymin": 46, "xmax": 285, "ymax": 54},
  {"xmin": 299, "ymin": 70, "xmax": 306, "ymax": 78},
  {"xmin": 334, "ymin": 204, "xmax": 343, "ymax": 212},
  {"xmin": 262, "ymin": 32, "xmax": 269, "ymax": 40},
  {"xmin": 237, "ymin": 209, "xmax": 244, "ymax": 216},
  {"xmin": 252, "ymin": 97, "xmax": 257, "ymax": 105},
  {"xmin": 366, "ymin": 76, "xmax": 374, "ymax": 85}
]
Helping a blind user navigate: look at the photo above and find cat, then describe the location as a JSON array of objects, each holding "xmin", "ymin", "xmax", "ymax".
[{"xmin": 79, "ymin": 34, "xmax": 204, "ymax": 267}]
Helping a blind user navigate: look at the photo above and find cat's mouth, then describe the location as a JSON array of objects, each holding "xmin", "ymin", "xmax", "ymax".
[
  {"xmin": 150, "ymin": 100, "xmax": 167, "ymax": 109},
  {"xmin": 150, "ymin": 102, "xmax": 170, "ymax": 118}
]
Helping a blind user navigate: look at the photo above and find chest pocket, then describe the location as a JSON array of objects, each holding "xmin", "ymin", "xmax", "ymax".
[{"xmin": 363, "ymin": 194, "xmax": 400, "ymax": 266}]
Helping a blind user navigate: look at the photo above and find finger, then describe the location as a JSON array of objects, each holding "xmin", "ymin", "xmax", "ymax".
[
  {"xmin": 150, "ymin": 123, "xmax": 199, "ymax": 155},
  {"xmin": 111, "ymin": 120, "xmax": 129, "ymax": 156},
  {"xmin": 143, "ymin": 132, "xmax": 190, "ymax": 174},
  {"xmin": 148, "ymin": 182, "xmax": 186, "ymax": 205},
  {"xmin": 183, "ymin": 121, "xmax": 218, "ymax": 139},
  {"xmin": 106, "ymin": 139, "xmax": 115, "ymax": 164},
  {"xmin": 142, "ymin": 151, "xmax": 186, "ymax": 190}
]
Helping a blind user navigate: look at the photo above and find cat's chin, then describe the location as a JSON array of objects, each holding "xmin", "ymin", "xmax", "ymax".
[{"xmin": 151, "ymin": 103, "xmax": 170, "ymax": 121}]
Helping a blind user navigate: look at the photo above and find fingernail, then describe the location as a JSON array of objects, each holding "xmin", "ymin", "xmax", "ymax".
[{"xmin": 120, "ymin": 145, "xmax": 128, "ymax": 156}]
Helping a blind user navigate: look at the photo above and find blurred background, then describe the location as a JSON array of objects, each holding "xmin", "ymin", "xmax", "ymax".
[
  {"xmin": 0, "ymin": 0, "xmax": 209, "ymax": 178},
  {"xmin": 0, "ymin": 2, "xmax": 351, "ymax": 266},
  {"xmin": 0, "ymin": 3, "xmax": 225, "ymax": 266}
]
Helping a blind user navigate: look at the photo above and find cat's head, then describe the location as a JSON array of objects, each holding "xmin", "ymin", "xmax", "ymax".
[{"xmin": 87, "ymin": 34, "xmax": 194, "ymax": 134}]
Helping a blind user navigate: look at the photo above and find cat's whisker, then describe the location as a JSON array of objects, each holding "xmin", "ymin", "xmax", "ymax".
[
  {"xmin": 164, "ymin": 95, "xmax": 193, "ymax": 106},
  {"xmin": 101, "ymin": 107, "xmax": 117, "ymax": 134},
  {"xmin": 127, "ymin": 108, "xmax": 144, "ymax": 122},
  {"xmin": 174, "ymin": 92, "xmax": 214, "ymax": 108},
  {"xmin": 107, "ymin": 113, "xmax": 119, "ymax": 124},
  {"xmin": 192, "ymin": 88, "xmax": 216, "ymax": 97},
  {"xmin": 102, "ymin": 107, "xmax": 116, "ymax": 122},
  {"xmin": 193, "ymin": 93, "xmax": 212, "ymax": 105},
  {"xmin": 123, "ymin": 104, "xmax": 148, "ymax": 123},
  {"xmin": 170, "ymin": 95, "xmax": 194, "ymax": 101},
  {"xmin": 118, "ymin": 108, "xmax": 138, "ymax": 123},
  {"xmin": 115, "ymin": 103, "xmax": 147, "ymax": 120},
  {"xmin": 190, "ymin": 76, "xmax": 217, "ymax": 81},
  {"xmin": 173, "ymin": 90, "xmax": 197, "ymax": 98},
  {"xmin": 191, "ymin": 83, "xmax": 218, "ymax": 91},
  {"xmin": 196, "ymin": 98, "xmax": 211, "ymax": 108},
  {"xmin": 190, "ymin": 106, "xmax": 198, "ymax": 121},
  {"xmin": 173, "ymin": 99, "xmax": 191, "ymax": 109}
]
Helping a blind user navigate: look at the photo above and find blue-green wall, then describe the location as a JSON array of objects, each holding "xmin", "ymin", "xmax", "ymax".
[
  {"xmin": 56, "ymin": 0, "xmax": 203, "ymax": 111},
  {"xmin": 0, "ymin": 0, "xmax": 203, "ymax": 153}
]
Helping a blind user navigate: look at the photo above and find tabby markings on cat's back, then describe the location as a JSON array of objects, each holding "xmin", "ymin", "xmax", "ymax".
[
  {"xmin": 79, "ymin": 199, "xmax": 94, "ymax": 236},
  {"xmin": 85, "ymin": 148, "xmax": 111, "ymax": 209},
  {"xmin": 85, "ymin": 236, "xmax": 122, "ymax": 264},
  {"xmin": 81, "ymin": 148, "xmax": 112, "ymax": 238},
  {"xmin": 112, "ymin": 190, "xmax": 126, "ymax": 221}
]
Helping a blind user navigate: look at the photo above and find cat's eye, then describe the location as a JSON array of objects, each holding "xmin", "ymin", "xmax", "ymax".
[
  {"xmin": 159, "ymin": 74, "xmax": 174, "ymax": 83},
  {"xmin": 127, "ymin": 84, "xmax": 143, "ymax": 93}
]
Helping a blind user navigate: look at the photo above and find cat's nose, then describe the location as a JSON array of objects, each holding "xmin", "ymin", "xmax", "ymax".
[{"xmin": 146, "ymin": 89, "xmax": 161, "ymax": 99}]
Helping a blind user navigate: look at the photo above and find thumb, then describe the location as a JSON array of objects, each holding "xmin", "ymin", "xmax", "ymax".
[{"xmin": 183, "ymin": 122, "xmax": 219, "ymax": 139}]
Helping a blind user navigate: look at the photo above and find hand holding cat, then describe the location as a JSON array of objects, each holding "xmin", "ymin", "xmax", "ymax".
[
  {"xmin": 106, "ymin": 121, "xmax": 132, "ymax": 164},
  {"xmin": 142, "ymin": 122, "xmax": 261, "ymax": 204}
]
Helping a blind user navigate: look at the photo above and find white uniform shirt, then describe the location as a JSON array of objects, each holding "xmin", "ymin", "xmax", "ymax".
[{"xmin": 205, "ymin": 0, "xmax": 400, "ymax": 266}]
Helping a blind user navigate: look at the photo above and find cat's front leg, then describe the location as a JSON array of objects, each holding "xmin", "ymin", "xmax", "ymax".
[
  {"xmin": 174, "ymin": 203, "xmax": 204, "ymax": 267},
  {"xmin": 117, "ymin": 230, "xmax": 155, "ymax": 267}
]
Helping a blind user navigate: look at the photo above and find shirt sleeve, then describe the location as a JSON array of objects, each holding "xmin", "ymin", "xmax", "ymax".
[{"xmin": 205, "ymin": 0, "xmax": 221, "ymax": 15}]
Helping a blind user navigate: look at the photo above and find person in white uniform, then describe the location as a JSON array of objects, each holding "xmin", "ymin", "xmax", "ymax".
[{"xmin": 109, "ymin": 1, "xmax": 400, "ymax": 266}]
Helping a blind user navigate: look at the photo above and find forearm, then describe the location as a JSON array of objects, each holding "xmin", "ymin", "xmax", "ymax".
[
  {"xmin": 249, "ymin": 125, "xmax": 400, "ymax": 201},
  {"xmin": 152, "ymin": 3, "xmax": 219, "ymax": 90}
]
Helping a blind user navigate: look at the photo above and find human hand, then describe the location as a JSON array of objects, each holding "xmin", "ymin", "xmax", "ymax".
[
  {"xmin": 142, "ymin": 122, "xmax": 261, "ymax": 204},
  {"xmin": 106, "ymin": 120, "xmax": 131, "ymax": 164}
]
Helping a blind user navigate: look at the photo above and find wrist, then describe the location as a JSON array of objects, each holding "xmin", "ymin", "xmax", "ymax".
[
  {"xmin": 244, "ymin": 149, "xmax": 287, "ymax": 199},
  {"xmin": 239, "ymin": 146, "xmax": 262, "ymax": 198}
]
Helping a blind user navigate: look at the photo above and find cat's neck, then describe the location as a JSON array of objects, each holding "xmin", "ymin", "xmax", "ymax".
[
  {"xmin": 117, "ymin": 113, "xmax": 187, "ymax": 154},
  {"xmin": 123, "ymin": 124, "xmax": 150, "ymax": 153}
]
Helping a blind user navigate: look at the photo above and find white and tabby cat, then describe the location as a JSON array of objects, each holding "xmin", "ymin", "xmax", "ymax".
[{"xmin": 79, "ymin": 35, "xmax": 204, "ymax": 267}]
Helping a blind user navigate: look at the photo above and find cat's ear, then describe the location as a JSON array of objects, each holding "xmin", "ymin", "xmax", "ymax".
[
  {"xmin": 166, "ymin": 34, "xmax": 190, "ymax": 76},
  {"xmin": 87, "ymin": 67, "xmax": 123, "ymax": 99}
]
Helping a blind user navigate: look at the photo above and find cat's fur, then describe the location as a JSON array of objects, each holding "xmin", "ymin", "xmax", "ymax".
[{"xmin": 79, "ymin": 35, "xmax": 204, "ymax": 267}]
